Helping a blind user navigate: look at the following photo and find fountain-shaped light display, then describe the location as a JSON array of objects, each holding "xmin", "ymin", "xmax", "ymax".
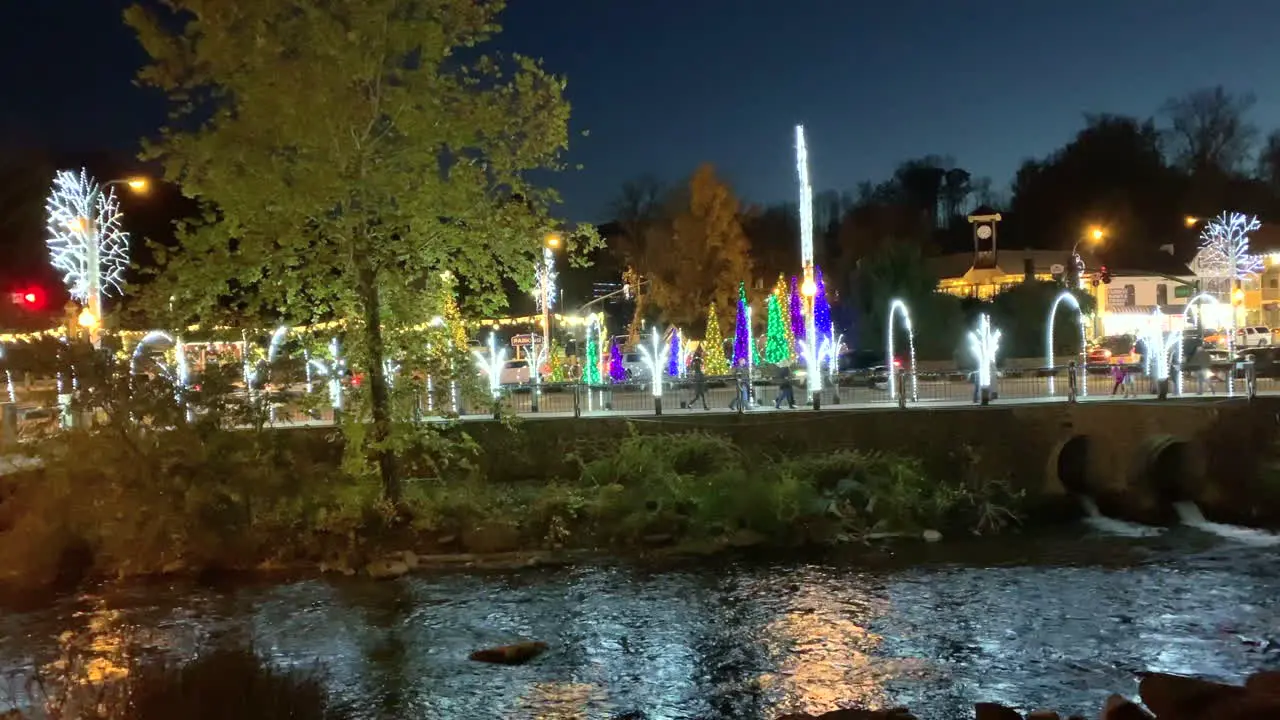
[
  {"xmin": 265, "ymin": 325, "xmax": 290, "ymax": 422},
  {"xmin": 638, "ymin": 325, "xmax": 671, "ymax": 414},
  {"xmin": 822, "ymin": 332, "xmax": 843, "ymax": 384},
  {"xmin": 473, "ymin": 332, "xmax": 507, "ymax": 401},
  {"xmin": 1045, "ymin": 291, "xmax": 1088, "ymax": 397},
  {"xmin": 1177, "ymin": 293, "xmax": 1222, "ymax": 396},
  {"xmin": 130, "ymin": 331, "xmax": 189, "ymax": 408},
  {"xmin": 886, "ymin": 299, "xmax": 919, "ymax": 402},
  {"xmin": 1140, "ymin": 310, "xmax": 1181, "ymax": 392},
  {"xmin": 967, "ymin": 314, "xmax": 1001, "ymax": 400},
  {"xmin": 0, "ymin": 345, "xmax": 14, "ymax": 403}
]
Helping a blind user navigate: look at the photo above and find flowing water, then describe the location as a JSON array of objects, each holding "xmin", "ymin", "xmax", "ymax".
[{"xmin": 1, "ymin": 531, "xmax": 1278, "ymax": 720}]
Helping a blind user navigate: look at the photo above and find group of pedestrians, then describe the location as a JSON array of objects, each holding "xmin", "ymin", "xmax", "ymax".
[
  {"xmin": 684, "ymin": 350, "xmax": 798, "ymax": 411},
  {"xmin": 1109, "ymin": 340, "xmax": 1224, "ymax": 397}
]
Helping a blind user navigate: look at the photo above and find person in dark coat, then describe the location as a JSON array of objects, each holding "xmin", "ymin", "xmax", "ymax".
[
  {"xmin": 688, "ymin": 350, "xmax": 709, "ymax": 410},
  {"xmin": 774, "ymin": 362, "xmax": 796, "ymax": 409}
]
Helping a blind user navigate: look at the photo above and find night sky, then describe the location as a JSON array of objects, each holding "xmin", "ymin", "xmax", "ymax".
[{"xmin": 5, "ymin": 0, "xmax": 1280, "ymax": 223}]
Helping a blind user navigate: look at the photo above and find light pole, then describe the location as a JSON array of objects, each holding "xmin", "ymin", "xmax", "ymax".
[
  {"xmin": 1068, "ymin": 225, "xmax": 1105, "ymax": 289},
  {"xmin": 538, "ymin": 233, "xmax": 561, "ymax": 355}
]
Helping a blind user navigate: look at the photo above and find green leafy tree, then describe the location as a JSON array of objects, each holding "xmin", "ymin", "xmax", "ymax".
[
  {"xmin": 763, "ymin": 292, "xmax": 789, "ymax": 365},
  {"xmin": 702, "ymin": 303, "xmax": 730, "ymax": 375},
  {"xmin": 127, "ymin": 0, "xmax": 597, "ymax": 501}
]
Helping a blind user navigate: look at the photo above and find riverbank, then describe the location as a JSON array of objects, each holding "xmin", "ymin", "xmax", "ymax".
[{"xmin": 0, "ymin": 424, "xmax": 1034, "ymax": 590}]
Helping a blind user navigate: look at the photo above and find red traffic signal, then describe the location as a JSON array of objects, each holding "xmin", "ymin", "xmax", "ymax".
[{"xmin": 9, "ymin": 286, "xmax": 46, "ymax": 310}]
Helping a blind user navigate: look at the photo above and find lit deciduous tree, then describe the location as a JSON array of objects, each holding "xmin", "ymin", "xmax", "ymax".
[
  {"xmin": 127, "ymin": 0, "xmax": 596, "ymax": 501},
  {"xmin": 644, "ymin": 164, "xmax": 752, "ymax": 329}
]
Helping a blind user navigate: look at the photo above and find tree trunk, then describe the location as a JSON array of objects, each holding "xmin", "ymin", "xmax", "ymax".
[{"xmin": 358, "ymin": 262, "xmax": 400, "ymax": 503}]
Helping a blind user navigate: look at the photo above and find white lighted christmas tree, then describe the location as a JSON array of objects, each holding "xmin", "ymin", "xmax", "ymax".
[
  {"xmin": 1198, "ymin": 212, "xmax": 1262, "ymax": 284},
  {"xmin": 45, "ymin": 169, "xmax": 137, "ymax": 338}
]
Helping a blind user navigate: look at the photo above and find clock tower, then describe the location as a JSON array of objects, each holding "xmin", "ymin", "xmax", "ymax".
[{"xmin": 967, "ymin": 206, "xmax": 1002, "ymax": 270}]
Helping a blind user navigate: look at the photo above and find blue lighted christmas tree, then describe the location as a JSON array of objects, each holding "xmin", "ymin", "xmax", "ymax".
[
  {"xmin": 814, "ymin": 265, "xmax": 833, "ymax": 343},
  {"xmin": 667, "ymin": 329, "xmax": 681, "ymax": 377}
]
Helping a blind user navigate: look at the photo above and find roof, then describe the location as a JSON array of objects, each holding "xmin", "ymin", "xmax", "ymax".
[{"xmin": 926, "ymin": 248, "xmax": 1100, "ymax": 280}]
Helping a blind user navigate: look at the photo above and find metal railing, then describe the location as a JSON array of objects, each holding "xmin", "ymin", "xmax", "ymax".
[{"xmin": 3, "ymin": 361, "xmax": 1267, "ymax": 437}]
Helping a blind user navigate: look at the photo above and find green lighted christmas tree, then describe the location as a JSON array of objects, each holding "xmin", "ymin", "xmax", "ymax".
[
  {"xmin": 773, "ymin": 274, "xmax": 794, "ymax": 359},
  {"xmin": 702, "ymin": 304, "xmax": 730, "ymax": 375},
  {"xmin": 764, "ymin": 292, "xmax": 789, "ymax": 364},
  {"xmin": 583, "ymin": 317, "xmax": 602, "ymax": 384}
]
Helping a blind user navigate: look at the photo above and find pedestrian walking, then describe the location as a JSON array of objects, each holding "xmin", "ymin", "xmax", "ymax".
[
  {"xmin": 688, "ymin": 350, "xmax": 709, "ymax": 410},
  {"xmin": 774, "ymin": 362, "xmax": 796, "ymax": 409}
]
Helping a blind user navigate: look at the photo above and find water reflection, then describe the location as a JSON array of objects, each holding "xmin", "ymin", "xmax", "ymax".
[{"xmin": 0, "ymin": 533, "xmax": 1277, "ymax": 720}]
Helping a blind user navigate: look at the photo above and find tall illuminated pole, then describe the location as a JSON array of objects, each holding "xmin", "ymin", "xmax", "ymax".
[
  {"xmin": 795, "ymin": 125, "xmax": 821, "ymax": 408},
  {"xmin": 538, "ymin": 233, "xmax": 561, "ymax": 352},
  {"xmin": 45, "ymin": 170, "xmax": 148, "ymax": 346}
]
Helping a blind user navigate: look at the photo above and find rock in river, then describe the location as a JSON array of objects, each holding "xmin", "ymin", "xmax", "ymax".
[
  {"xmin": 469, "ymin": 641, "xmax": 549, "ymax": 665},
  {"xmin": 365, "ymin": 558, "xmax": 410, "ymax": 580}
]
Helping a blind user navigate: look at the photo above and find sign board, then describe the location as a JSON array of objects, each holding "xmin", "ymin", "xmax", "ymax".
[
  {"xmin": 510, "ymin": 334, "xmax": 534, "ymax": 347},
  {"xmin": 1106, "ymin": 286, "xmax": 1135, "ymax": 308},
  {"xmin": 1049, "ymin": 263, "xmax": 1065, "ymax": 275},
  {"xmin": 1174, "ymin": 284, "xmax": 1195, "ymax": 298}
]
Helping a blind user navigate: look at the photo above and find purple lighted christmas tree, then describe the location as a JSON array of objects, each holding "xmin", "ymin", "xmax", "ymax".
[
  {"xmin": 788, "ymin": 276, "xmax": 805, "ymax": 351},
  {"xmin": 732, "ymin": 282, "xmax": 756, "ymax": 367},
  {"xmin": 608, "ymin": 339, "xmax": 626, "ymax": 382},
  {"xmin": 814, "ymin": 265, "xmax": 833, "ymax": 342}
]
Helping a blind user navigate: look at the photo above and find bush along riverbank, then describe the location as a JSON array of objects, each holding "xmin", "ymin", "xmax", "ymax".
[{"xmin": 0, "ymin": 420, "xmax": 1026, "ymax": 589}]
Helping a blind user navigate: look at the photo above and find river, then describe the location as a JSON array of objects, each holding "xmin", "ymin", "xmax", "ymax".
[{"xmin": 0, "ymin": 528, "xmax": 1277, "ymax": 719}]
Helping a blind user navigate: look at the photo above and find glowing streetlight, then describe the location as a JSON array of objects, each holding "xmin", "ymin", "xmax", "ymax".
[
  {"xmin": 1089, "ymin": 226, "xmax": 1105, "ymax": 242},
  {"xmin": 1184, "ymin": 215, "xmax": 1200, "ymax": 228}
]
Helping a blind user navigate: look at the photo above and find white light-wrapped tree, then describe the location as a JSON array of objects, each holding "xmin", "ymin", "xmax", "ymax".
[
  {"xmin": 1197, "ymin": 212, "xmax": 1263, "ymax": 289},
  {"xmin": 1196, "ymin": 211, "xmax": 1262, "ymax": 394},
  {"xmin": 45, "ymin": 169, "xmax": 131, "ymax": 343}
]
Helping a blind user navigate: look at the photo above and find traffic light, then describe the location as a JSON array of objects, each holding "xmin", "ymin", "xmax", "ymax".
[
  {"xmin": 1099, "ymin": 266, "xmax": 1112, "ymax": 285},
  {"xmin": 9, "ymin": 286, "xmax": 46, "ymax": 310}
]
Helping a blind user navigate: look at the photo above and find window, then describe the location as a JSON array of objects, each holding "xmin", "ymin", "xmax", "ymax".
[
  {"xmin": 1269, "ymin": 278, "xmax": 1278, "ymax": 289},
  {"xmin": 1123, "ymin": 284, "xmax": 1136, "ymax": 307},
  {"xmin": 1156, "ymin": 284, "xmax": 1168, "ymax": 306}
]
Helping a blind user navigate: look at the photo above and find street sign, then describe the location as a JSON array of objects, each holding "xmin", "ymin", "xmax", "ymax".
[
  {"xmin": 510, "ymin": 334, "xmax": 533, "ymax": 347},
  {"xmin": 1174, "ymin": 285, "xmax": 1194, "ymax": 298}
]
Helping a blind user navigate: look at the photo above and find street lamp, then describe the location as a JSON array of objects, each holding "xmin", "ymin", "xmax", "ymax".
[{"xmin": 1068, "ymin": 225, "xmax": 1106, "ymax": 288}]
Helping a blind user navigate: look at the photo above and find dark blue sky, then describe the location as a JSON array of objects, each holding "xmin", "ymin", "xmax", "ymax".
[{"xmin": 6, "ymin": 0, "xmax": 1280, "ymax": 223}]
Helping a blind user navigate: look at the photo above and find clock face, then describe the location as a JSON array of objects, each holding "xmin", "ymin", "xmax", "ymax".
[{"xmin": 976, "ymin": 224, "xmax": 993, "ymax": 240}]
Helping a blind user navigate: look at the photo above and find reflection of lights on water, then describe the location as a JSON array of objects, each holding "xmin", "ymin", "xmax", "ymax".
[
  {"xmin": 760, "ymin": 584, "xmax": 926, "ymax": 716},
  {"xmin": 513, "ymin": 681, "xmax": 605, "ymax": 719}
]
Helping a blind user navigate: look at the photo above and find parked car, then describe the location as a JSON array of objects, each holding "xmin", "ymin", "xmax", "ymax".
[
  {"xmin": 621, "ymin": 352, "xmax": 646, "ymax": 380},
  {"xmin": 499, "ymin": 359, "xmax": 530, "ymax": 385},
  {"xmin": 1236, "ymin": 346, "xmax": 1280, "ymax": 378},
  {"xmin": 1236, "ymin": 325, "xmax": 1272, "ymax": 348},
  {"xmin": 834, "ymin": 349, "xmax": 893, "ymax": 387},
  {"xmin": 1087, "ymin": 335, "xmax": 1138, "ymax": 365}
]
